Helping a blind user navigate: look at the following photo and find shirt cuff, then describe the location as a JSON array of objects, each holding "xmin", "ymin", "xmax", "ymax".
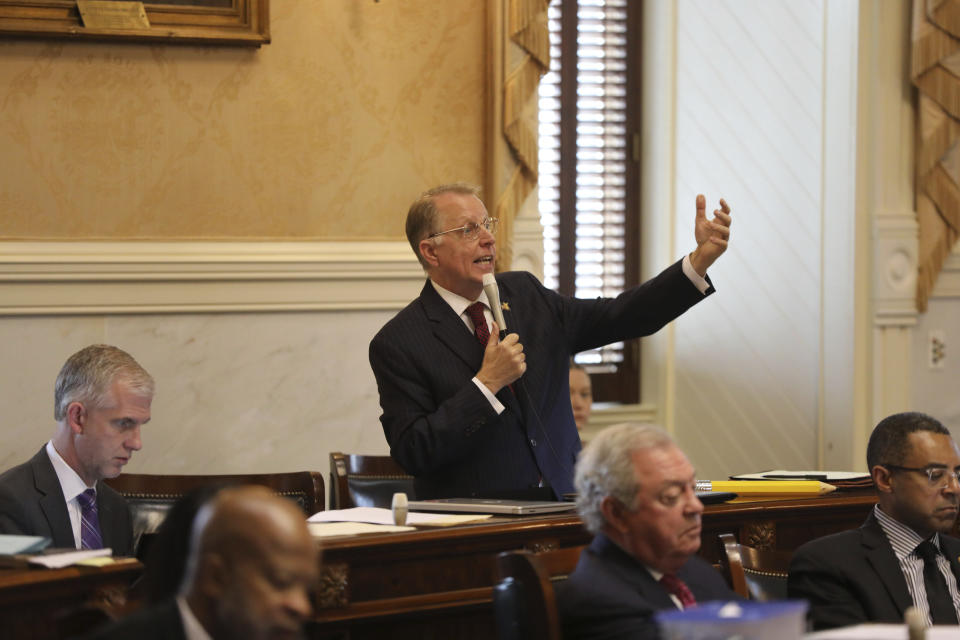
[
  {"xmin": 682, "ymin": 254, "xmax": 711, "ymax": 295},
  {"xmin": 473, "ymin": 377, "xmax": 506, "ymax": 414}
]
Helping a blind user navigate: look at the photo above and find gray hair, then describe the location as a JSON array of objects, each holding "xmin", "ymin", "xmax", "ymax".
[
  {"xmin": 575, "ymin": 423, "xmax": 676, "ymax": 534},
  {"xmin": 405, "ymin": 183, "xmax": 482, "ymax": 268},
  {"xmin": 54, "ymin": 344, "xmax": 154, "ymax": 421}
]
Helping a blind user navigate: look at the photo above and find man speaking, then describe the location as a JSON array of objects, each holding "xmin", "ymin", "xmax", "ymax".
[{"xmin": 369, "ymin": 183, "xmax": 731, "ymax": 499}]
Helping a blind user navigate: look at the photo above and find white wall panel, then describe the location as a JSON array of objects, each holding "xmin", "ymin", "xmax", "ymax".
[{"xmin": 674, "ymin": 0, "xmax": 832, "ymax": 476}]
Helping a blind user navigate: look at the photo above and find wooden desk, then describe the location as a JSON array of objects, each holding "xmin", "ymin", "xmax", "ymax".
[
  {"xmin": 0, "ymin": 560, "xmax": 142, "ymax": 640},
  {"xmin": 309, "ymin": 490, "xmax": 877, "ymax": 639}
]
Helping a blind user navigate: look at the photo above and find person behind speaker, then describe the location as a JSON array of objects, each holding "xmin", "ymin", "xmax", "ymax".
[
  {"xmin": 0, "ymin": 344, "xmax": 153, "ymax": 556},
  {"xmin": 556, "ymin": 423, "xmax": 737, "ymax": 639},
  {"xmin": 81, "ymin": 485, "xmax": 320, "ymax": 640},
  {"xmin": 369, "ymin": 183, "xmax": 732, "ymax": 500},
  {"xmin": 569, "ymin": 361, "xmax": 593, "ymax": 432},
  {"xmin": 788, "ymin": 412, "xmax": 960, "ymax": 630}
]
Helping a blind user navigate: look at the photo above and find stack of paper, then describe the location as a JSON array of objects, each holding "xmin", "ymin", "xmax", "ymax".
[
  {"xmin": 28, "ymin": 548, "xmax": 113, "ymax": 569},
  {"xmin": 308, "ymin": 507, "xmax": 493, "ymax": 531}
]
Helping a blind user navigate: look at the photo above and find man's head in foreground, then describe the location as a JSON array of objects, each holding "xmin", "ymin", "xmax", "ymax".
[
  {"xmin": 575, "ymin": 423, "xmax": 703, "ymax": 574},
  {"xmin": 181, "ymin": 485, "xmax": 319, "ymax": 640}
]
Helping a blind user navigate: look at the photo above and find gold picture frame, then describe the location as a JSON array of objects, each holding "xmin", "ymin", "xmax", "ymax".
[{"xmin": 0, "ymin": 0, "xmax": 269, "ymax": 46}]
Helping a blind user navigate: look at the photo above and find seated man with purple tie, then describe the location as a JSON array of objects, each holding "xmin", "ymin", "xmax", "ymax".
[
  {"xmin": 0, "ymin": 344, "xmax": 153, "ymax": 556},
  {"xmin": 556, "ymin": 423, "xmax": 737, "ymax": 640},
  {"xmin": 369, "ymin": 183, "xmax": 731, "ymax": 500},
  {"xmin": 788, "ymin": 412, "xmax": 960, "ymax": 630}
]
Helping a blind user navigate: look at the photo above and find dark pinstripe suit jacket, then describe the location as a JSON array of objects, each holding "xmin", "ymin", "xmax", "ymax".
[
  {"xmin": 0, "ymin": 447, "xmax": 134, "ymax": 556},
  {"xmin": 368, "ymin": 261, "xmax": 711, "ymax": 499}
]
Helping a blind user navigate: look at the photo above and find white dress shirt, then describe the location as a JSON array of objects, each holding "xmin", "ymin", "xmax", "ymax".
[{"xmin": 45, "ymin": 440, "xmax": 96, "ymax": 549}]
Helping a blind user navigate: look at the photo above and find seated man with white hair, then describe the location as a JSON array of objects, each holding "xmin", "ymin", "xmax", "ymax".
[{"xmin": 557, "ymin": 423, "xmax": 737, "ymax": 639}]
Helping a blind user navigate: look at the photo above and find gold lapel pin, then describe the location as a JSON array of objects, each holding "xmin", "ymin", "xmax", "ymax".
[{"xmin": 501, "ymin": 302, "xmax": 510, "ymax": 311}]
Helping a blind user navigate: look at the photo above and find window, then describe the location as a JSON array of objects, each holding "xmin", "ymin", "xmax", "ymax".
[{"xmin": 538, "ymin": 0, "xmax": 641, "ymax": 402}]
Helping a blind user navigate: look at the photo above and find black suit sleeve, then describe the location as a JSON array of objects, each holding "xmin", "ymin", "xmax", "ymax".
[
  {"xmin": 788, "ymin": 543, "xmax": 871, "ymax": 631},
  {"xmin": 0, "ymin": 484, "xmax": 29, "ymax": 535}
]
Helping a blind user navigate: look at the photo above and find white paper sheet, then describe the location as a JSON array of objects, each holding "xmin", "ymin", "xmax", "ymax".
[
  {"xmin": 308, "ymin": 522, "xmax": 416, "ymax": 538},
  {"xmin": 308, "ymin": 506, "xmax": 493, "ymax": 527},
  {"xmin": 27, "ymin": 548, "xmax": 112, "ymax": 569},
  {"xmin": 806, "ymin": 623, "xmax": 960, "ymax": 639},
  {"xmin": 731, "ymin": 470, "xmax": 871, "ymax": 481}
]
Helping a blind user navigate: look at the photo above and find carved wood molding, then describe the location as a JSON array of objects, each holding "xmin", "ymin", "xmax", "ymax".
[
  {"xmin": 316, "ymin": 563, "xmax": 350, "ymax": 609},
  {"xmin": 742, "ymin": 521, "xmax": 776, "ymax": 550}
]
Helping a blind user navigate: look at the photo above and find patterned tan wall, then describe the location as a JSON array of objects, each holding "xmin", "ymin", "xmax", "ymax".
[{"xmin": 0, "ymin": 1, "xmax": 486, "ymax": 239}]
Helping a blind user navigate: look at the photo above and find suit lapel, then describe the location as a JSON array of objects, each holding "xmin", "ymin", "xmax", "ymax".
[
  {"xmin": 943, "ymin": 537, "xmax": 960, "ymax": 590},
  {"xmin": 861, "ymin": 514, "xmax": 914, "ymax": 616},
  {"xmin": 31, "ymin": 450, "xmax": 75, "ymax": 548},
  {"xmin": 419, "ymin": 281, "xmax": 524, "ymax": 416},
  {"xmin": 419, "ymin": 282, "xmax": 485, "ymax": 372},
  {"xmin": 95, "ymin": 481, "xmax": 115, "ymax": 550},
  {"xmin": 591, "ymin": 534, "xmax": 678, "ymax": 610}
]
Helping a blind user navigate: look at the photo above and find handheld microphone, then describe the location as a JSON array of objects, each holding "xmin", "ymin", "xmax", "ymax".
[{"xmin": 482, "ymin": 273, "xmax": 508, "ymax": 338}]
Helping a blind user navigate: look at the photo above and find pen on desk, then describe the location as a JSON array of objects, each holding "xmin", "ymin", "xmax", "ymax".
[
  {"xmin": 761, "ymin": 474, "xmax": 828, "ymax": 481},
  {"xmin": 696, "ymin": 480, "xmax": 836, "ymax": 495}
]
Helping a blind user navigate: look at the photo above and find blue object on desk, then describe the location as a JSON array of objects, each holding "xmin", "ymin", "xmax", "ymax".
[{"xmin": 655, "ymin": 600, "xmax": 808, "ymax": 640}]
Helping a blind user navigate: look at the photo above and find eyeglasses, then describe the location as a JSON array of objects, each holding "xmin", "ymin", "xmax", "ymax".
[
  {"xmin": 883, "ymin": 464, "xmax": 960, "ymax": 489},
  {"xmin": 428, "ymin": 217, "xmax": 499, "ymax": 241}
]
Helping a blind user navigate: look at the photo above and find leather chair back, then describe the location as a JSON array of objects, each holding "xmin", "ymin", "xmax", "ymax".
[{"xmin": 328, "ymin": 452, "xmax": 415, "ymax": 509}]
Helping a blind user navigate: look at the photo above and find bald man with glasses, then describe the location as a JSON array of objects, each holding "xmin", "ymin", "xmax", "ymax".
[
  {"xmin": 789, "ymin": 412, "xmax": 960, "ymax": 630},
  {"xmin": 368, "ymin": 183, "xmax": 732, "ymax": 501}
]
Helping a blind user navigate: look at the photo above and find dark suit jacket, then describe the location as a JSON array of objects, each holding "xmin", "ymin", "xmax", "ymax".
[
  {"xmin": 556, "ymin": 533, "xmax": 738, "ymax": 640},
  {"xmin": 78, "ymin": 599, "xmax": 186, "ymax": 640},
  {"xmin": 0, "ymin": 446, "xmax": 134, "ymax": 556},
  {"xmin": 369, "ymin": 263, "xmax": 710, "ymax": 499},
  {"xmin": 787, "ymin": 510, "xmax": 960, "ymax": 630}
]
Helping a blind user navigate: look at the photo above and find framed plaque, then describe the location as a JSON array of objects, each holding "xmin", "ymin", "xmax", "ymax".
[{"xmin": 0, "ymin": 0, "xmax": 269, "ymax": 46}]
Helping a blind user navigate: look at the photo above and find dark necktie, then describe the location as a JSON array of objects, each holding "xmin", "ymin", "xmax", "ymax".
[
  {"xmin": 915, "ymin": 540, "xmax": 958, "ymax": 624},
  {"xmin": 660, "ymin": 573, "xmax": 697, "ymax": 609},
  {"xmin": 465, "ymin": 302, "xmax": 490, "ymax": 346},
  {"xmin": 76, "ymin": 488, "xmax": 104, "ymax": 550}
]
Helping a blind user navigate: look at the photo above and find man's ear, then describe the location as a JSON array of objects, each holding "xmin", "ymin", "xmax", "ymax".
[
  {"xmin": 66, "ymin": 402, "xmax": 85, "ymax": 435},
  {"xmin": 198, "ymin": 552, "xmax": 229, "ymax": 599},
  {"xmin": 600, "ymin": 496, "xmax": 630, "ymax": 534},
  {"xmin": 872, "ymin": 464, "xmax": 894, "ymax": 494},
  {"xmin": 419, "ymin": 238, "xmax": 440, "ymax": 269}
]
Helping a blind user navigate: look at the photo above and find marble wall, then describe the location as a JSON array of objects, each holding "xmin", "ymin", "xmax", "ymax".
[{"xmin": 0, "ymin": 310, "xmax": 395, "ymax": 485}]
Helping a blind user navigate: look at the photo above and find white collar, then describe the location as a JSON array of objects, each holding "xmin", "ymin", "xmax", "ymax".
[
  {"xmin": 430, "ymin": 279, "xmax": 491, "ymax": 317},
  {"xmin": 176, "ymin": 597, "xmax": 213, "ymax": 640},
  {"xmin": 45, "ymin": 440, "xmax": 94, "ymax": 502}
]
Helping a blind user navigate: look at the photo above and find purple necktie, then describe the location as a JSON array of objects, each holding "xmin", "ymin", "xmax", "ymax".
[{"xmin": 76, "ymin": 488, "xmax": 104, "ymax": 550}]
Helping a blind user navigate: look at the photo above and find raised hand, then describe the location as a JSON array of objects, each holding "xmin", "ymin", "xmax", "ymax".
[{"xmin": 689, "ymin": 194, "xmax": 732, "ymax": 277}]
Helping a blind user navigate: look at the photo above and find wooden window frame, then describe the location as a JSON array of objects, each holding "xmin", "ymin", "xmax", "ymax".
[{"xmin": 554, "ymin": 0, "xmax": 642, "ymax": 403}]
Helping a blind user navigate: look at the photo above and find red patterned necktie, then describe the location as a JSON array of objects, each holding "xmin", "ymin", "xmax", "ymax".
[
  {"xmin": 465, "ymin": 302, "xmax": 490, "ymax": 346},
  {"xmin": 660, "ymin": 573, "xmax": 697, "ymax": 609}
]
